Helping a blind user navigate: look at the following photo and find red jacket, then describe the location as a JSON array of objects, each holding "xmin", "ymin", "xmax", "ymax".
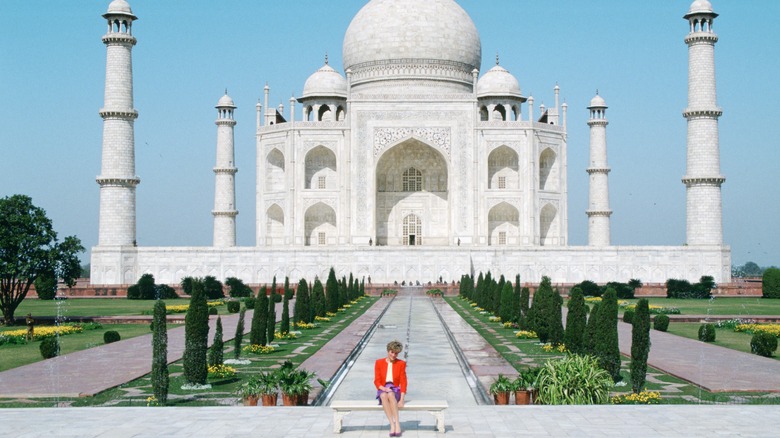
[{"xmin": 374, "ymin": 358, "xmax": 408, "ymax": 394}]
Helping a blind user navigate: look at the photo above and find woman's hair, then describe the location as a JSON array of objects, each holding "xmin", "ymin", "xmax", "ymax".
[{"xmin": 386, "ymin": 340, "xmax": 403, "ymax": 353}]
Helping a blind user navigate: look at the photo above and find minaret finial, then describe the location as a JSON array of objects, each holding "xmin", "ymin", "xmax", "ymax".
[
  {"xmin": 224, "ymin": 88, "xmax": 228, "ymax": 95},
  {"xmin": 325, "ymin": 52, "xmax": 329, "ymax": 65},
  {"xmin": 496, "ymin": 52, "xmax": 500, "ymax": 65}
]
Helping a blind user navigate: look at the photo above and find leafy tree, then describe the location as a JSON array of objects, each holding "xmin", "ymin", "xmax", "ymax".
[
  {"xmin": 225, "ymin": 277, "xmax": 252, "ymax": 298},
  {"xmin": 251, "ymin": 287, "xmax": 269, "ymax": 346},
  {"xmin": 326, "ymin": 268, "xmax": 339, "ymax": 313},
  {"xmin": 564, "ymin": 287, "xmax": 587, "ymax": 354},
  {"xmin": 151, "ymin": 300, "xmax": 169, "ymax": 405},
  {"xmin": 208, "ymin": 316, "xmax": 224, "ymax": 367},
  {"xmin": 202, "ymin": 276, "xmax": 224, "ymax": 300},
  {"xmin": 180, "ymin": 277, "xmax": 195, "ymax": 295},
  {"xmin": 280, "ymin": 277, "xmax": 291, "ymax": 334},
  {"xmin": 595, "ymin": 288, "xmax": 621, "ymax": 382},
  {"xmin": 631, "ymin": 299, "xmax": 651, "ymax": 393},
  {"xmin": 233, "ymin": 307, "xmax": 246, "ymax": 359},
  {"xmin": 573, "ymin": 280, "xmax": 601, "ymax": 297},
  {"xmin": 1, "ymin": 195, "xmax": 83, "ymax": 325},
  {"xmin": 127, "ymin": 273, "xmax": 156, "ymax": 300},
  {"xmin": 763, "ymin": 268, "xmax": 780, "ymax": 299},
  {"xmin": 459, "ymin": 274, "xmax": 473, "ymax": 300},
  {"xmin": 183, "ymin": 279, "xmax": 209, "ymax": 384}
]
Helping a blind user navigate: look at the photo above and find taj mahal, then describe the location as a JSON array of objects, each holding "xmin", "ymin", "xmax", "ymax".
[{"xmin": 90, "ymin": 0, "xmax": 731, "ymax": 286}]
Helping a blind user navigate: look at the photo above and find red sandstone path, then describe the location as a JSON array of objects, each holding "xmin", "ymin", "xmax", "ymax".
[{"xmin": 1, "ymin": 298, "xmax": 780, "ymax": 398}]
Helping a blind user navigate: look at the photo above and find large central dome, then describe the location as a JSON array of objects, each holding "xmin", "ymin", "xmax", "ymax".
[{"xmin": 343, "ymin": 0, "xmax": 482, "ymax": 89}]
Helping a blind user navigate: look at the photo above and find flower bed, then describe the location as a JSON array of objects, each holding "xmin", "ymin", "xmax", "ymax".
[
  {"xmin": 541, "ymin": 343, "xmax": 567, "ymax": 353},
  {"xmin": 735, "ymin": 323, "xmax": 780, "ymax": 337},
  {"xmin": 611, "ymin": 390, "xmax": 661, "ymax": 404},
  {"xmin": 488, "ymin": 316, "xmax": 502, "ymax": 323},
  {"xmin": 623, "ymin": 304, "xmax": 681, "ymax": 315},
  {"xmin": 208, "ymin": 364, "xmax": 237, "ymax": 379},
  {"xmin": 314, "ymin": 316, "xmax": 331, "ymax": 322},
  {"xmin": 166, "ymin": 300, "xmax": 225, "ymax": 314},
  {"xmin": 294, "ymin": 322, "xmax": 317, "ymax": 330},
  {"xmin": 515, "ymin": 330, "xmax": 538, "ymax": 339},
  {"xmin": 243, "ymin": 344, "xmax": 275, "ymax": 354},
  {"xmin": 274, "ymin": 331, "xmax": 299, "ymax": 340},
  {"xmin": 0, "ymin": 324, "xmax": 83, "ymax": 344}
]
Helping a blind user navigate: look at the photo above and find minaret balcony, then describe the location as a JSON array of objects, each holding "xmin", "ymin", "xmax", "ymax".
[
  {"xmin": 682, "ymin": 108, "xmax": 722, "ymax": 119},
  {"xmin": 96, "ymin": 176, "xmax": 140, "ymax": 187},
  {"xmin": 213, "ymin": 167, "xmax": 238, "ymax": 175},
  {"xmin": 681, "ymin": 176, "xmax": 725, "ymax": 187},
  {"xmin": 685, "ymin": 33, "xmax": 718, "ymax": 44},
  {"xmin": 102, "ymin": 34, "xmax": 137, "ymax": 45}
]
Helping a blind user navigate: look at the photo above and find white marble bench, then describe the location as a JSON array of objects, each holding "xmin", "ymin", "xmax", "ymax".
[{"xmin": 331, "ymin": 400, "xmax": 448, "ymax": 433}]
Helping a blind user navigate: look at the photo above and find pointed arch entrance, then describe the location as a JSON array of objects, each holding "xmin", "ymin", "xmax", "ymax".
[{"xmin": 375, "ymin": 138, "xmax": 449, "ymax": 246}]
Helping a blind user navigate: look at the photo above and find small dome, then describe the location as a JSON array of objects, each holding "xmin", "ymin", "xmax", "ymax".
[
  {"xmin": 477, "ymin": 64, "xmax": 521, "ymax": 99},
  {"xmin": 216, "ymin": 93, "xmax": 236, "ymax": 108},
  {"xmin": 106, "ymin": 0, "xmax": 135, "ymax": 17},
  {"xmin": 302, "ymin": 63, "xmax": 348, "ymax": 99},
  {"xmin": 589, "ymin": 94, "xmax": 607, "ymax": 108},
  {"xmin": 687, "ymin": 0, "xmax": 714, "ymax": 15}
]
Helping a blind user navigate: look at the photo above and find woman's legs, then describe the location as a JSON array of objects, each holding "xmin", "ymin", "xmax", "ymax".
[
  {"xmin": 379, "ymin": 392, "xmax": 397, "ymax": 434},
  {"xmin": 385, "ymin": 393, "xmax": 400, "ymax": 434}
]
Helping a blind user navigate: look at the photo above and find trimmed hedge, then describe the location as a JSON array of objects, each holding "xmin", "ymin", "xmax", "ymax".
[
  {"xmin": 751, "ymin": 332, "xmax": 778, "ymax": 357},
  {"xmin": 763, "ymin": 268, "xmax": 780, "ymax": 299},
  {"xmin": 654, "ymin": 314, "xmax": 670, "ymax": 332},
  {"xmin": 226, "ymin": 300, "xmax": 240, "ymax": 313},
  {"xmin": 698, "ymin": 323, "xmax": 716, "ymax": 342},
  {"xmin": 40, "ymin": 337, "xmax": 60, "ymax": 359},
  {"xmin": 103, "ymin": 330, "xmax": 121, "ymax": 344},
  {"xmin": 623, "ymin": 309, "xmax": 635, "ymax": 324}
]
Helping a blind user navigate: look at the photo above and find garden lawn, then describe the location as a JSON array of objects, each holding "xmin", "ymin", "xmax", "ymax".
[
  {"xmin": 13, "ymin": 298, "xmax": 240, "ymax": 319},
  {"xmin": 0, "ymin": 324, "xmax": 153, "ymax": 372},
  {"xmin": 665, "ymin": 322, "xmax": 780, "ymax": 361},
  {"xmin": 619, "ymin": 297, "xmax": 780, "ymax": 316}
]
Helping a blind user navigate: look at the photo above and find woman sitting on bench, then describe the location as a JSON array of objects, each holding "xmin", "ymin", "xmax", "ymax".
[{"xmin": 374, "ymin": 340, "xmax": 407, "ymax": 437}]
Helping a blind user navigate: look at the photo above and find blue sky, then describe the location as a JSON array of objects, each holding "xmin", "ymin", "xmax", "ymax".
[{"xmin": 1, "ymin": 1, "xmax": 778, "ymax": 269}]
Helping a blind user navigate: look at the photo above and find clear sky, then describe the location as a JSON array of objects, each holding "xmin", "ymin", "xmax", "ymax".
[{"xmin": 1, "ymin": 1, "xmax": 778, "ymax": 269}]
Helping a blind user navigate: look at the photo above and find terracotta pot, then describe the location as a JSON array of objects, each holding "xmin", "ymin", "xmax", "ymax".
[
  {"xmin": 261, "ymin": 393, "xmax": 278, "ymax": 406},
  {"xmin": 243, "ymin": 395, "xmax": 259, "ymax": 406},
  {"xmin": 282, "ymin": 393, "xmax": 297, "ymax": 406},
  {"xmin": 514, "ymin": 390, "xmax": 531, "ymax": 405},
  {"xmin": 493, "ymin": 391, "xmax": 510, "ymax": 405},
  {"xmin": 297, "ymin": 391, "xmax": 309, "ymax": 406}
]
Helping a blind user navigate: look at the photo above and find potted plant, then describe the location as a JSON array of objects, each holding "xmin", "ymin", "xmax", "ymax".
[
  {"xmin": 236, "ymin": 376, "xmax": 261, "ymax": 406},
  {"xmin": 512, "ymin": 367, "xmax": 540, "ymax": 405},
  {"xmin": 277, "ymin": 361, "xmax": 315, "ymax": 406},
  {"xmin": 257, "ymin": 371, "xmax": 280, "ymax": 406},
  {"xmin": 293, "ymin": 369, "xmax": 316, "ymax": 406},
  {"xmin": 489, "ymin": 374, "xmax": 512, "ymax": 405}
]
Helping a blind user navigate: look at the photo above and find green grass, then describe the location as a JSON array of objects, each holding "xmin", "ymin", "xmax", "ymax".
[
  {"xmin": 619, "ymin": 297, "xmax": 780, "ymax": 316},
  {"xmin": 0, "ymin": 324, "xmax": 154, "ymax": 372},
  {"xmin": 13, "ymin": 297, "xmax": 245, "ymax": 319},
  {"xmin": 665, "ymin": 322, "xmax": 780, "ymax": 360},
  {"xmin": 446, "ymin": 296, "xmax": 780, "ymax": 405}
]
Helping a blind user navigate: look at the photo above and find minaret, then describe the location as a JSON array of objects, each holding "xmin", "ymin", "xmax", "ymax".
[
  {"xmin": 586, "ymin": 92, "xmax": 612, "ymax": 246},
  {"xmin": 213, "ymin": 92, "xmax": 238, "ymax": 247},
  {"xmin": 683, "ymin": 0, "xmax": 724, "ymax": 246},
  {"xmin": 97, "ymin": 0, "xmax": 139, "ymax": 247}
]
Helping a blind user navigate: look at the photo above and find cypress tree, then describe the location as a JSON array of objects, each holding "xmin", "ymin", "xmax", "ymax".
[
  {"xmin": 595, "ymin": 288, "xmax": 621, "ymax": 382},
  {"xmin": 493, "ymin": 275, "xmax": 505, "ymax": 315},
  {"xmin": 294, "ymin": 278, "xmax": 310, "ymax": 325},
  {"xmin": 530, "ymin": 277, "xmax": 553, "ymax": 343},
  {"xmin": 348, "ymin": 273, "xmax": 355, "ymax": 301},
  {"xmin": 257, "ymin": 288, "xmax": 269, "ymax": 345},
  {"xmin": 339, "ymin": 276, "xmax": 348, "ymax": 309},
  {"xmin": 183, "ymin": 279, "xmax": 209, "ymax": 385},
  {"xmin": 584, "ymin": 301, "xmax": 601, "ymax": 355},
  {"xmin": 281, "ymin": 278, "xmax": 291, "ymax": 334},
  {"xmin": 631, "ymin": 298, "xmax": 652, "ymax": 393},
  {"xmin": 208, "ymin": 316, "xmax": 224, "ymax": 367},
  {"xmin": 326, "ymin": 268, "xmax": 339, "ymax": 313},
  {"xmin": 360, "ymin": 277, "xmax": 365, "ymax": 297},
  {"xmin": 151, "ymin": 300, "xmax": 169, "ymax": 405},
  {"xmin": 233, "ymin": 307, "xmax": 246, "ymax": 359},
  {"xmin": 498, "ymin": 282, "xmax": 513, "ymax": 323},
  {"xmin": 563, "ymin": 287, "xmax": 587, "ymax": 354},
  {"xmin": 518, "ymin": 286, "xmax": 531, "ymax": 330},
  {"xmin": 510, "ymin": 275, "xmax": 521, "ymax": 323},
  {"xmin": 267, "ymin": 285, "xmax": 276, "ymax": 344},
  {"xmin": 475, "ymin": 272, "xmax": 484, "ymax": 306},
  {"xmin": 549, "ymin": 288, "xmax": 565, "ymax": 345},
  {"xmin": 312, "ymin": 278, "xmax": 326, "ymax": 317}
]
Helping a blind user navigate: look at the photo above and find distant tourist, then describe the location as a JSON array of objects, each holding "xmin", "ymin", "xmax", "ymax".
[
  {"xmin": 26, "ymin": 313, "xmax": 34, "ymax": 341},
  {"xmin": 374, "ymin": 340, "xmax": 407, "ymax": 437}
]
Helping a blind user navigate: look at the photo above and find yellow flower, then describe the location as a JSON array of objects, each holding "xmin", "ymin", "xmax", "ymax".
[
  {"xmin": 243, "ymin": 344, "xmax": 275, "ymax": 354},
  {"xmin": 611, "ymin": 390, "xmax": 661, "ymax": 404},
  {"xmin": 207, "ymin": 364, "xmax": 237, "ymax": 378},
  {"xmin": 515, "ymin": 330, "xmax": 538, "ymax": 339}
]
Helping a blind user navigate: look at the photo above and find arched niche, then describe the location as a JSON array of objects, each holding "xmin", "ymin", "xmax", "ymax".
[
  {"xmin": 488, "ymin": 202, "xmax": 519, "ymax": 246},
  {"xmin": 265, "ymin": 148, "xmax": 285, "ymax": 192},
  {"xmin": 540, "ymin": 203, "xmax": 559, "ymax": 246},
  {"xmin": 488, "ymin": 146, "xmax": 519, "ymax": 189},
  {"xmin": 304, "ymin": 202, "xmax": 336, "ymax": 246},
  {"xmin": 305, "ymin": 146, "xmax": 337, "ymax": 189},
  {"xmin": 266, "ymin": 204, "xmax": 284, "ymax": 245},
  {"xmin": 539, "ymin": 148, "xmax": 558, "ymax": 191}
]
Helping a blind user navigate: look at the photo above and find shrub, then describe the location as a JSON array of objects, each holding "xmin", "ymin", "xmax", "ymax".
[
  {"xmin": 605, "ymin": 282, "xmax": 635, "ymax": 299},
  {"xmin": 233, "ymin": 308, "xmax": 246, "ymax": 360},
  {"xmin": 225, "ymin": 277, "xmax": 252, "ymax": 298},
  {"xmin": 280, "ymin": 278, "xmax": 291, "ymax": 335},
  {"xmin": 34, "ymin": 270, "xmax": 58, "ymax": 300},
  {"xmin": 40, "ymin": 337, "xmax": 60, "ymax": 359},
  {"xmin": 654, "ymin": 314, "xmax": 670, "ymax": 332},
  {"xmin": 183, "ymin": 279, "xmax": 210, "ymax": 385},
  {"xmin": 698, "ymin": 323, "xmax": 716, "ymax": 342},
  {"xmin": 574, "ymin": 280, "xmax": 601, "ymax": 297},
  {"xmin": 251, "ymin": 288, "xmax": 269, "ymax": 346},
  {"xmin": 530, "ymin": 277, "xmax": 554, "ymax": 343},
  {"xmin": 667, "ymin": 276, "xmax": 714, "ymax": 299},
  {"xmin": 156, "ymin": 285, "xmax": 179, "ymax": 299},
  {"xmin": 623, "ymin": 309, "xmax": 635, "ymax": 324},
  {"xmin": 293, "ymin": 279, "xmax": 311, "ymax": 325},
  {"xmin": 630, "ymin": 299, "xmax": 651, "ymax": 393},
  {"xmin": 208, "ymin": 307, "xmax": 218, "ymax": 315},
  {"xmin": 244, "ymin": 296, "xmax": 255, "ymax": 309},
  {"xmin": 203, "ymin": 276, "xmax": 224, "ymax": 300},
  {"xmin": 763, "ymin": 268, "xmax": 780, "ymax": 299},
  {"xmin": 208, "ymin": 317, "xmax": 224, "ymax": 367},
  {"xmin": 267, "ymin": 278, "xmax": 278, "ymax": 344},
  {"xmin": 584, "ymin": 302, "xmax": 601, "ymax": 355},
  {"xmin": 536, "ymin": 355, "xmax": 612, "ymax": 404},
  {"xmin": 226, "ymin": 300, "xmax": 240, "ymax": 313},
  {"xmin": 151, "ymin": 300, "xmax": 169, "ymax": 405},
  {"xmin": 751, "ymin": 332, "xmax": 778, "ymax": 357},
  {"xmin": 563, "ymin": 288, "xmax": 587, "ymax": 355},
  {"xmin": 594, "ymin": 289, "xmax": 621, "ymax": 382},
  {"xmin": 103, "ymin": 330, "xmax": 121, "ymax": 344}
]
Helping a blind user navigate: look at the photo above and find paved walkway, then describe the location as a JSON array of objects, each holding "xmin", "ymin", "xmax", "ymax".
[{"xmin": 1, "ymin": 405, "xmax": 778, "ymax": 437}]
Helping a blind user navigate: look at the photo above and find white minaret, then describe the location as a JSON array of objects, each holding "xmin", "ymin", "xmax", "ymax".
[
  {"xmin": 683, "ymin": 0, "xmax": 724, "ymax": 246},
  {"xmin": 586, "ymin": 92, "xmax": 612, "ymax": 246},
  {"xmin": 213, "ymin": 92, "xmax": 238, "ymax": 247},
  {"xmin": 97, "ymin": 0, "xmax": 139, "ymax": 247}
]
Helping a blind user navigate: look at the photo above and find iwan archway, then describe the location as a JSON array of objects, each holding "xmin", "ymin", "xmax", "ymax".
[{"xmin": 375, "ymin": 138, "xmax": 448, "ymax": 246}]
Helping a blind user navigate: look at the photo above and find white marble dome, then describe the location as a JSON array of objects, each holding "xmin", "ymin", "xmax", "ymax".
[
  {"xmin": 589, "ymin": 94, "xmax": 607, "ymax": 108},
  {"xmin": 302, "ymin": 63, "xmax": 348, "ymax": 99},
  {"xmin": 106, "ymin": 0, "xmax": 135, "ymax": 16},
  {"xmin": 216, "ymin": 93, "xmax": 235, "ymax": 108},
  {"xmin": 477, "ymin": 64, "xmax": 522, "ymax": 98},
  {"xmin": 342, "ymin": 0, "xmax": 481, "ymax": 72},
  {"xmin": 687, "ymin": 0, "xmax": 715, "ymax": 15}
]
